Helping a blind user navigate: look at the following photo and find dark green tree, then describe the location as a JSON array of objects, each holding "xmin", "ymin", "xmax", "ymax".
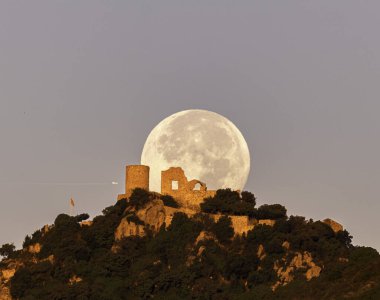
[
  {"xmin": 160, "ymin": 194, "xmax": 180, "ymax": 208},
  {"xmin": 241, "ymin": 191, "xmax": 256, "ymax": 207},
  {"xmin": 211, "ymin": 216, "xmax": 234, "ymax": 244},
  {"xmin": 129, "ymin": 188, "xmax": 152, "ymax": 209},
  {"xmin": 201, "ymin": 189, "xmax": 257, "ymax": 216},
  {"xmin": 257, "ymin": 204, "xmax": 287, "ymax": 219},
  {"xmin": 0, "ymin": 243, "xmax": 15, "ymax": 258}
]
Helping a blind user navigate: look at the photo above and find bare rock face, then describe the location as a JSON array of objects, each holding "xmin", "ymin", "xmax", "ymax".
[
  {"xmin": 187, "ymin": 231, "xmax": 218, "ymax": 266},
  {"xmin": 80, "ymin": 220, "xmax": 93, "ymax": 227},
  {"xmin": 0, "ymin": 284, "xmax": 11, "ymax": 300},
  {"xmin": 272, "ymin": 250, "xmax": 322, "ymax": 290},
  {"xmin": 0, "ymin": 261, "xmax": 20, "ymax": 300},
  {"xmin": 115, "ymin": 218, "xmax": 145, "ymax": 240},
  {"xmin": 0, "ymin": 254, "xmax": 51, "ymax": 300},
  {"xmin": 28, "ymin": 243, "xmax": 41, "ymax": 254},
  {"xmin": 197, "ymin": 246, "xmax": 206, "ymax": 257},
  {"xmin": 136, "ymin": 200, "xmax": 167, "ymax": 232},
  {"xmin": 115, "ymin": 200, "xmax": 177, "ymax": 240},
  {"xmin": 1, "ymin": 269, "xmax": 15, "ymax": 282},
  {"xmin": 323, "ymin": 218, "xmax": 343, "ymax": 233},
  {"xmin": 69, "ymin": 275, "xmax": 83, "ymax": 285},
  {"xmin": 0, "ymin": 271, "xmax": 13, "ymax": 300},
  {"xmin": 194, "ymin": 231, "xmax": 217, "ymax": 257},
  {"xmin": 116, "ymin": 198, "xmax": 279, "ymax": 241},
  {"xmin": 306, "ymin": 264, "xmax": 322, "ymax": 281},
  {"xmin": 115, "ymin": 200, "xmax": 198, "ymax": 241},
  {"xmin": 257, "ymin": 244, "xmax": 266, "ymax": 261},
  {"xmin": 195, "ymin": 231, "xmax": 216, "ymax": 245},
  {"xmin": 282, "ymin": 241, "xmax": 290, "ymax": 250}
]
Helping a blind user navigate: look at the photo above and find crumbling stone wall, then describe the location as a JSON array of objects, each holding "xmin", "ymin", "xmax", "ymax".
[
  {"xmin": 210, "ymin": 214, "xmax": 276, "ymax": 235},
  {"xmin": 161, "ymin": 167, "xmax": 216, "ymax": 211}
]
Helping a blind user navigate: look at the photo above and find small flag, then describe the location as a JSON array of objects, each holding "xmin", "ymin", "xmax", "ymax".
[{"xmin": 70, "ymin": 198, "xmax": 75, "ymax": 207}]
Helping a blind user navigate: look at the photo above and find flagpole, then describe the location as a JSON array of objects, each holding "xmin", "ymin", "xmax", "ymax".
[{"xmin": 70, "ymin": 197, "xmax": 75, "ymax": 216}]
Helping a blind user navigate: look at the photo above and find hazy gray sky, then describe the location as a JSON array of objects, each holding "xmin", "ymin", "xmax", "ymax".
[{"xmin": 1, "ymin": 1, "xmax": 379, "ymax": 250}]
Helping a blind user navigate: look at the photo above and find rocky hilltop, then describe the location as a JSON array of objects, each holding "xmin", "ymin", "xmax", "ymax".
[{"xmin": 1, "ymin": 188, "xmax": 379, "ymax": 299}]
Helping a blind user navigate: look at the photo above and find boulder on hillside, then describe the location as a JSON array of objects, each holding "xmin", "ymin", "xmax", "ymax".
[{"xmin": 323, "ymin": 218, "xmax": 343, "ymax": 233}]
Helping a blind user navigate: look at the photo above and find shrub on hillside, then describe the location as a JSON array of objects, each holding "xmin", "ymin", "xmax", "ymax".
[
  {"xmin": 200, "ymin": 189, "xmax": 257, "ymax": 217},
  {"xmin": 160, "ymin": 195, "xmax": 180, "ymax": 208},
  {"xmin": 211, "ymin": 216, "xmax": 234, "ymax": 244},
  {"xmin": 8, "ymin": 191, "xmax": 379, "ymax": 299},
  {"xmin": 129, "ymin": 188, "xmax": 152, "ymax": 209},
  {"xmin": 256, "ymin": 204, "xmax": 287, "ymax": 220},
  {"xmin": 126, "ymin": 213, "xmax": 145, "ymax": 225},
  {"xmin": 0, "ymin": 243, "xmax": 15, "ymax": 259},
  {"xmin": 23, "ymin": 229, "xmax": 43, "ymax": 248}
]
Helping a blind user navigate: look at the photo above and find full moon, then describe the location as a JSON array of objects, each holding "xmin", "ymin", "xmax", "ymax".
[{"xmin": 141, "ymin": 109, "xmax": 251, "ymax": 192}]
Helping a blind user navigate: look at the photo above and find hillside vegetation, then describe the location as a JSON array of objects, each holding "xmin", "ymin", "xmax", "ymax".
[{"xmin": 1, "ymin": 189, "xmax": 379, "ymax": 299}]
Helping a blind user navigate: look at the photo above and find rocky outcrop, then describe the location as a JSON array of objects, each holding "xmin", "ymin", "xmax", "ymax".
[
  {"xmin": 115, "ymin": 200, "xmax": 196, "ymax": 240},
  {"xmin": 115, "ymin": 198, "xmax": 280, "ymax": 240},
  {"xmin": 323, "ymin": 218, "xmax": 343, "ymax": 233},
  {"xmin": 282, "ymin": 241, "xmax": 290, "ymax": 250},
  {"xmin": 115, "ymin": 218, "xmax": 145, "ymax": 240},
  {"xmin": 114, "ymin": 199, "xmax": 333, "ymax": 290},
  {"xmin": 69, "ymin": 275, "xmax": 83, "ymax": 285},
  {"xmin": 306, "ymin": 264, "xmax": 322, "ymax": 281},
  {"xmin": 187, "ymin": 231, "xmax": 218, "ymax": 266},
  {"xmin": 0, "ymin": 260, "xmax": 22, "ymax": 300},
  {"xmin": 1, "ymin": 268, "xmax": 15, "ymax": 282},
  {"xmin": 257, "ymin": 244, "xmax": 266, "ymax": 261},
  {"xmin": 272, "ymin": 246, "xmax": 322, "ymax": 290},
  {"xmin": 115, "ymin": 200, "xmax": 168, "ymax": 240},
  {"xmin": 80, "ymin": 221, "xmax": 93, "ymax": 227},
  {"xmin": 0, "ymin": 254, "xmax": 54, "ymax": 299},
  {"xmin": 0, "ymin": 270, "xmax": 13, "ymax": 299},
  {"xmin": 135, "ymin": 200, "xmax": 168, "ymax": 232},
  {"xmin": 28, "ymin": 243, "xmax": 41, "ymax": 254},
  {"xmin": 195, "ymin": 231, "xmax": 216, "ymax": 245},
  {"xmin": 0, "ymin": 284, "xmax": 11, "ymax": 300}
]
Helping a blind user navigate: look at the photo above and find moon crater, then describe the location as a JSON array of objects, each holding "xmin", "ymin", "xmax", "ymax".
[{"xmin": 141, "ymin": 109, "xmax": 251, "ymax": 192}]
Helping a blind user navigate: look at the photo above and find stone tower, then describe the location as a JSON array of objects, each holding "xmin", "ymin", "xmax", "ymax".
[{"xmin": 118, "ymin": 165, "xmax": 150, "ymax": 200}]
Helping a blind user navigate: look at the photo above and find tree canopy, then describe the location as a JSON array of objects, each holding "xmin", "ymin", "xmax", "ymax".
[
  {"xmin": 2, "ymin": 189, "xmax": 379, "ymax": 299},
  {"xmin": 200, "ymin": 189, "xmax": 286, "ymax": 220}
]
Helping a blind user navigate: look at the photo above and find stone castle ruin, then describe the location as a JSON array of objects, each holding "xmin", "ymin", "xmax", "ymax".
[
  {"xmin": 113, "ymin": 165, "xmax": 342, "ymax": 287},
  {"xmin": 161, "ymin": 167, "xmax": 216, "ymax": 210},
  {"xmin": 116, "ymin": 164, "xmax": 343, "ymax": 237},
  {"xmin": 118, "ymin": 165, "xmax": 216, "ymax": 210}
]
